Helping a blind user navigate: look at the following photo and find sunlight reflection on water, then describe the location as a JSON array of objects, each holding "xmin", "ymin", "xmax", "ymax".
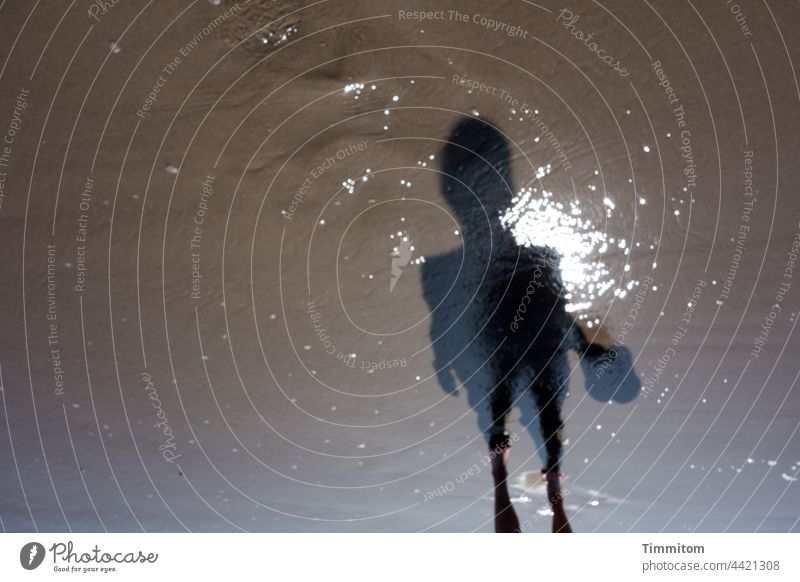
[{"xmin": 501, "ymin": 186, "xmax": 639, "ymax": 320}]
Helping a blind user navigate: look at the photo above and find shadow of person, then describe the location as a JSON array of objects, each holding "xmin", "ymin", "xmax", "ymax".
[{"xmin": 421, "ymin": 117, "xmax": 640, "ymax": 532}]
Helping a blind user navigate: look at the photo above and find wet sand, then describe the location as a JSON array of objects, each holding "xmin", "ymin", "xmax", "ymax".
[{"xmin": 0, "ymin": 0, "xmax": 799, "ymax": 531}]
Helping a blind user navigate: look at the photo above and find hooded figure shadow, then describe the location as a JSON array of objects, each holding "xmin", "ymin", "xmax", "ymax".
[{"xmin": 421, "ymin": 117, "xmax": 639, "ymax": 478}]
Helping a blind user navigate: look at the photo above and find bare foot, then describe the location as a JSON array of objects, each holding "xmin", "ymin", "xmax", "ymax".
[
  {"xmin": 543, "ymin": 468, "xmax": 573, "ymax": 533},
  {"xmin": 489, "ymin": 433, "xmax": 520, "ymax": 533}
]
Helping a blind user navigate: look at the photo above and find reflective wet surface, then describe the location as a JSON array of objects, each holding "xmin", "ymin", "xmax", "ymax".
[{"xmin": 0, "ymin": 0, "xmax": 799, "ymax": 532}]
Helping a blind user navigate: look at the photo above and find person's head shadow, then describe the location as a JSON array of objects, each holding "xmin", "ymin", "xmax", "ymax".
[{"xmin": 440, "ymin": 117, "xmax": 516, "ymax": 241}]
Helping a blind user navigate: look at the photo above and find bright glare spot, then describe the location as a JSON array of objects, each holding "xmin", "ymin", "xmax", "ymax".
[
  {"xmin": 344, "ymin": 82, "xmax": 365, "ymax": 94},
  {"xmin": 500, "ymin": 187, "xmax": 616, "ymax": 312},
  {"xmin": 342, "ymin": 178, "xmax": 356, "ymax": 194}
]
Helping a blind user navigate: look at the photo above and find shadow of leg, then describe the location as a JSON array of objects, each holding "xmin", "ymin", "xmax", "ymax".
[
  {"xmin": 545, "ymin": 469, "xmax": 573, "ymax": 533},
  {"xmin": 490, "ymin": 435, "xmax": 521, "ymax": 533},
  {"xmin": 530, "ymin": 360, "xmax": 573, "ymax": 533}
]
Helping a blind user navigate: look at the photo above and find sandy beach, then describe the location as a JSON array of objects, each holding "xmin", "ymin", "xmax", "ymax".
[{"xmin": 0, "ymin": 0, "xmax": 799, "ymax": 532}]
